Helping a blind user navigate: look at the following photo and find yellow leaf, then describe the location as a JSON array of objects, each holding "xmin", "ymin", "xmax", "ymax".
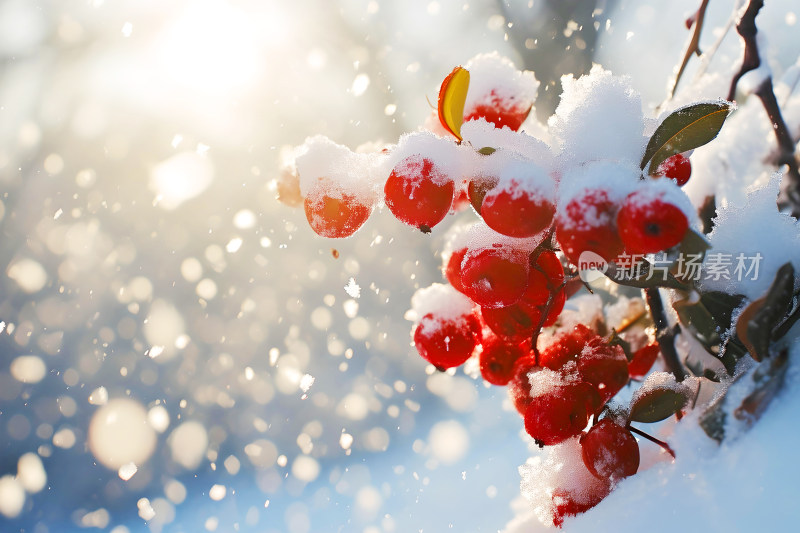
[{"xmin": 437, "ymin": 66, "xmax": 470, "ymax": 141}]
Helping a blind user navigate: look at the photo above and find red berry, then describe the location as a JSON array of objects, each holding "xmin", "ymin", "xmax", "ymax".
[
  {"xmin": 524, "ymin": 382, "xmax": 600, "ymax": 446},
  {"xmin": 480, "ymin": 179, "xmax": 555, "ymax": 238},
  {"xmin": 551, "ymin": 482, "xmax": 611, "ymax": 527},
  {"xmin": 480, "ymin": 251, "xmax": 564, "ymax": 339},
  {"xmin": 464, "ymin": 89, "xmax": 531, "ymax": 131},
  {"xmin": 628, "ymin": 342, "xmax": 660, "ymax": 379},
  {"xmin": 413, "ymin": 311, "xmax": 481, "ymax": 370},
  {"xmin": 479, "ymin": 334, "xmax": 527, "ymax": 385},
  {"xmin": 580, "ymin": 419, "xmax": 640, "ymax": 481},
  {"xmin": 508, "ymin": 354, "xmax": 539, "ymax": 415},
  {"xmin": 385, "ymin": 155, "xmax": 454, "ymax": 230},
  {"xmin": 304, "ymin": 181, "xmax": 371, "ymax": 238},
  {"xmin": 525, "ymin": 250, "xmax": 565, "ymax": 305},
  {"xmin": 539, "ymin": 324, "xmax": 597, "ymax": 372},
  {"xmin": 655, "ymin": 153, "xmax": 692, "ymax": 186},
  {"xmin": 481, "ymin": 301, "xmax": 543, "ymax": 341},
  {"xmin": 617, "ymin": 193, "xmax": 689, "ymax": 254},
  {"xmin": 460, "ymin": 247, "xmax": 530, "ymax": 308},
  {"xmin": 577, "ymin": 338, "xmax": 629, "ymax": 406},
  {"xmin": 443, "ymin": 247, "xmax": 468, "ymax": 294},
  {"xmin": 556, "ymin": 189, "xmax": 624, "ymax": 265}
]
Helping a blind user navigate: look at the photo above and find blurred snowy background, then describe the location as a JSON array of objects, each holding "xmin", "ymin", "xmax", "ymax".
[{"xmin": 0, "ymin": 1, "xmax": 798, "ymax": 532}]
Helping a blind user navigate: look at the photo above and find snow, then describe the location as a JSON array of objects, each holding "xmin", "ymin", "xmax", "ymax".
[
  {"xmin": 407, "ymin": 282, "xmax": 475, "ymax": 324},
  {"xmin": 464, "ymin": 52, "xmax": 540, "ymax": 114},
  {"xmin": 549, "ymin": 65, "xmax": 646, "ymax": 168},
  {"xmin": 701, "ymin": 174, "xmax": 800, "ymax": 299},
  {"xmin": 556, "ymin": 160, "xmax": 640, "ymax": 229},
  {"xmin": 88, "ymin": 399, "xmax": 157, "ymax": 470},
  {"xmin": 387, "ymin": 130, "xmax": 467, "ymax": 184},
  {"xmin": 9, "ymin": 355, "xmax": 47, "ymax": 383}
]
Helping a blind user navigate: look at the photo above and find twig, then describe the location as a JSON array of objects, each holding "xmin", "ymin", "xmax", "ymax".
[
  {"xmin": 726, "ymin": 0, "xmax": 800, "ymax": 216},
  {"xmin": 668, "ymin": 0, "xmax": 710, "ymax": 100},
  {"xmin": 726, "ymin": 0, "xmax": 764, "ymax": 102},
  {"xmin": 693, "ymin": 0, "xmax": 745, "ymax": 82},
  {"xmin": 644, "ymin": 287, "xmax": 687, "ymax": 382}
]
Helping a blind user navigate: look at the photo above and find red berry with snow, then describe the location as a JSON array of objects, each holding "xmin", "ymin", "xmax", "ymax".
[
  {"xmin": 617, "ymin": 192, "xmax": 689, "ymax": 254},
  {"xmin": 303, "ymin": 181, "xmax": 372, "ymax": 238},
  {"xmin": 552, "ymin": 483, "xmax": 611, "ymax": 528},
  {"xmin": 628, "ymin": 342, "xmax": 660, "ymax": 379},
  {"xmin": 479, "ymin": 334, "xmax": 527, "ymax": 385},
  {"xmin": 481, "ymin": 182, "xmax": 555, "ymax": 237},
  {"xmin": 556, "ymin": 188, "xmax": 624, "ymax": 265},
  {"xmin": 460, "ymin": 247, "xmax": 530, "ymax": 308},
  {"xmin": 413, "ymin": 310, "xmax": 481, "ymax": 370},
  {"xmin": 655, "ymin": 153, "xmax": 692, "ymax": 186},
  {"xmin": 464, "ymin": 90, "xmax": 531, "ymax": 131},
  {"xmin": 539, "ymin": 324, "xmax": 598, "ymax": 372},
  {"xmin": 508, "ymin": 354, "xmax": 540, "ymax": 415},
  {"xmin": 577, "ymin": 338, "xmax": 630, "ymax": 406},
  {"xmin": 524, "ymin": 382, "xmax": 601, "ymax": 446},
  {"xmin": 580, "ymin": 419, "xmax": 640, "ymax": 481},
  {"xmin": 385, "ymin": 155, "xmax": 455, "ymax": 231}
]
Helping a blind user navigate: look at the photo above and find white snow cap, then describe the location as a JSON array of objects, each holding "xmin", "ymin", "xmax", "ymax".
[
  {"xmin": 459, "ymin": 221, "xmax": 544, "ymax": 261},
  {"xmin": 701, "ymin": 174, "xmax": 800, "ymax": 300},
  {"xmin": 493, "ymin": 159, "xmax": 556, "ymax": 203},
  {"xmin": 623, "ymin": 177, "xmax": 699, "ymax": 227},
  {"xmin": 461, "ymin": 119, "xmax": 555, "ymax": 170},
  {"xmin": 407, "ymin": 283, "xmax": 475, "ymax": 324},
  {"xmin": 387, "ymin": 130, "xmax": 468, "ymax": 185},
  {"xmin": 549, "ymin": 65, "xmax": 646, "ymax": 168},
  {"xmin": 464, "ymin": 52, "xmax": 539, "ymax": 112},
  {"xmin": 557, "ymin": 160, "xmax": 641, "ymax": 229},
  {"xmin": 294, "ymin": 135, "xmax": 384, "ymax": 203}
]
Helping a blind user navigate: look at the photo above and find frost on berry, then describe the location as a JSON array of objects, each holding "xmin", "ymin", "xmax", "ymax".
[
  {"xmin": 409, "ymin": 283, "xmax": 481, "ymax": 369},
  {"xmin": 385, "ymin": 155, "xmax": 454, "ymax": 230},
  {"xmin": 655, "ymin": 152, "xmax": 692, "ymax": 186},
  {"xmin": 555, "ymin": 161, "xmax": 638, "ymax": 264},
  {"xmin": 295, "ymin": 136, "xmax": 380, "ymax": 238},
  {"xmin": 462, "ymin": 53, "xmax": 539, "ymax": 131},
  {"xmin": 508, "ymin": 354, "xmax": 541, "ymax": 415},
  {"xmin": 383, "ymin": 131, "xmax": 468, "ymax": 231},
  {"xmin": 617, "ymin": 180, "xmax": 693, "ymax": 254},
  {"xmin": 538, "ymin": 324, "xmax": 598, "ymax": 372},
  {"xmin": 580, "ymin": 419, "xmax": 640, "ymax": 481},
  {"xmin": 519, "ymin": 437, "xmax": 611, "ymax": 527},
  {"xmin": 523, "ymin": 381, "xmax": 600, "ymax": 446},
  {"xmin": 479, "ymin": 160, "xmax": 556, "ymax": 238}
]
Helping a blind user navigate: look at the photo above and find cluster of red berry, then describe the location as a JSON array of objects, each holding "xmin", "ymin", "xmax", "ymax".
[{"xmin": 283, "ymin": 55, "xmax": 700, "ymax": 526}]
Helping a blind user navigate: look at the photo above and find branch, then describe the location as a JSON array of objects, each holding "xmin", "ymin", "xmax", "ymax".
[
  {"xmin": 726, "ymin": 0, "xmax": 800, "ymax": 215},
  {"xmin": 755, "ymin": 78, "xmax": 800, "ymax": 216},
  {"xmin": 644, "ymin": 287, "xmax": 687, "ymax": 382},
  {"xmin": 667, "ymin": 0, "xmax": 710, "ymax": 100}
]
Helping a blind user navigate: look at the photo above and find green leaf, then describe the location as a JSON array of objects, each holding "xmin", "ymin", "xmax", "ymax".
[
  {"xmin": 629, "ymin": 387, "xmax": 690, "ymax": 424},
  {"xmin": 641, "ymin": 102, "xmax": 733, "ymax": 173}
]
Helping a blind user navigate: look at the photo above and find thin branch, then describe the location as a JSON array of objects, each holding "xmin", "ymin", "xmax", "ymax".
[
  {"xmin": 726, "ymin": 0, "xmax": 764, "ymax": 102},
  {"xmin": 726, "ymin": 0, "xmax": 800, "ymax": 215},
  {"xmin": 667, "ymin": 0, "xmax": 710, "ymax": 101},
  {"xmin": 644, "ymin": 287, "xmax": 687, "ymax": 382},
  {"xmin": 693, "ymin": 0, "xmax": 745, "ymax": 82}
]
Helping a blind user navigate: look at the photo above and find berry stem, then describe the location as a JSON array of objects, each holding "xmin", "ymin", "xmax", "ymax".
[
  {"xmin": 644, "ymin": 287, "xmax": 687, "ymax": 382},
  {"xmin": 626, "ymin": 425, "xmax": 676, "ymax": 459}
]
